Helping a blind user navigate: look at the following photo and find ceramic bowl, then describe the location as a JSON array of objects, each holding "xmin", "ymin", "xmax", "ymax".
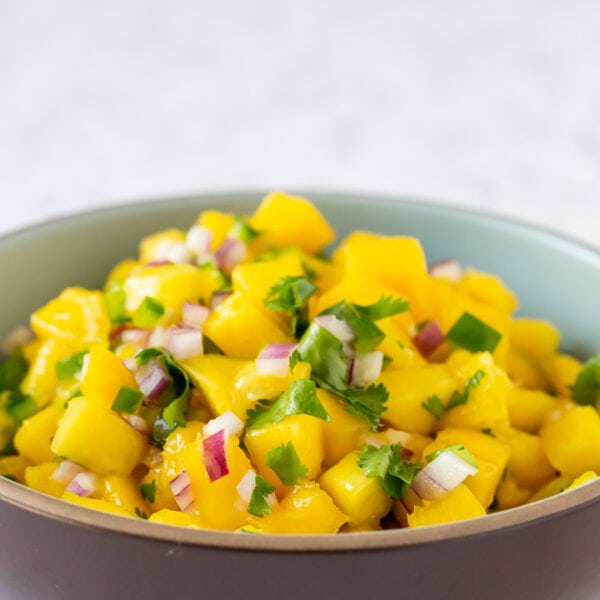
[{"xmin": 0, "ymin": 192, "xmax": 598, "ymax": 600}]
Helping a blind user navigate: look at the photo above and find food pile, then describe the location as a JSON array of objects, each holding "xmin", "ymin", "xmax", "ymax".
[{"xmin": 0, "ymin": 191, "xmax": 598, "ymax": 534}]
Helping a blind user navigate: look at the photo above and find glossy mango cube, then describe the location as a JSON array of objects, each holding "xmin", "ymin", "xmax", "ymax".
[
  {"xmin": 494, "ymin": 474, "xmax": 531, "ymax": 510},
  {"xmin": 102, "ymin": 475, "xmax": 151, "ymax": 515},
  {"xmin": 0, "ymin": 455, "xmax": 30, "ymax": 483},
  {"xmin": 540, "ymin": 406, "xmax": 600, "ymax": 477},
  {"xmin": 406, "ymin": 484, "xmax": 486, "ymax": 528},
  {"xmin": 544, "ymin": 353, "xmax": 582, "ymax": 398},
  {"xmin": 319, "ymin": 452, "xmax": 391, "ymax": 528},
  {"xmin": 51, "ymin": 396, "xmax": 145, "ymax": 476},
  {"xmin": 196, "ymin": 210, "xmax": 236, "ymax": 251},
  {"xmin": 148, "ymin": 509, "xmax": 213, "ymax": 529},
  {"xmin": 139, "ymin": 228, "xmax": 185, "ymax": 264},
  {"xmin": 14, "ymin": 405, "xmax": 62, "ymax": 464},
  {"xmin": 234, "ymin": 361, "xmax": 312, "ymax": 403},
  {"xmin": 457, "ymin": 268, "xmax": 518, "ymax": 315},
  {"xmin": 80, "ymin": 345, "xmax": 138, "ymax": 409},
  {"xmin": 203, "ymin": 291, "xmax": 292, "ymax": 359},
  {"xmin": 505, "ymin": 387, "xmax": 557, "ymax": 433},
  {"xmin": 245, "ymin": 414, "xmax": 325, "ymax": 491},
  {"xmin": 509, "ymin": 318, "xmax": 560, "ymax": 359},
  {"xmin": 256, "ymin": 482, "xmax": 347, "ymax": 534},
  {"xmin": 24, "ymin": 462, "xmax": 68, "ymax": 498},
  {"xmin": 505, "ymin": 350, "xmax": 549, "ymax": 391},
  {"xmin": 248, "ymin": 191, "xmax": 335, "ymax": 255},
  {"xmin": 62, "ymin": 492, "xmax": 133, "ymax": 517}
]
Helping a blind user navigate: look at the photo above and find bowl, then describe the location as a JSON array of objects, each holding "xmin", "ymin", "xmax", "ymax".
[{"xmin": 0, "ymin": 192, "xmax": 598, "ymax": 600}]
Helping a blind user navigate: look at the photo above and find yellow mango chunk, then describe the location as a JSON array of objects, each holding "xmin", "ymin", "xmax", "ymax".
[
  {"xmin": 540, "ymin": 406, "xmax": 600, "ymax": 477},
  {"xmin": 31, "ymin": 287, "xmax": 110, "ymax": 345},
  {"xmin": 203, "ymin": 291, "xmax": 291, "ymax": 359},
  {"xmin": 380, "ymin": 365, "xmax": 457, "ymax": 436},
  {"xmin": 256, "ymin": 482, "xmax": 347, "ymax": 534},
  {"xmin": 495, "ymin": 474, "xmax": 531, "ymax": 510},
  {"xmin": 139, "ymin": 228, "xmax": 185, "ymax": 264},
  {"xmin": 505, "ymin": 350, "xmax": 549, "ymax": 391},
  {"xmin": 423, "ymin": 428, "xmax": 510, "ymax": 508},
  {"xmin": 249, "ymin": 191, "xmax": 335, "ymax": 255},
  {"xmin": 0, "ymin": 455, "xmax": 30, "ymax": 483},
  {"xmin": 245, "ymin": 414, "xmax": 324, "ymax": 492},
  {"xmin": 564, "ymin": 471, "xmax": 597, "ymax": 492},
  {"xmin": 24, "ymin": 462, "xmax": 68, "ymax": 498},
  {"xmin": 182, "ymin": 433, "xmax": 253, "ymax": 530},
  {"xmin": 439, "ymin": 352, "xmax": 510, "ymax": 431},
  {"xmin": 196, "ymin": 210, "xmax": 236, "ymax": 251},
  {"xmin": 319, "ymin": 452, "xmax": 391, "ymax": 528},
  {"xmin": 62, "ymin": 492, "xmax": 133, "ymax": 517},
  {"xmin": 51, "ymin": 397, "xmax": 145, "ymax": 476},
  {"xmin": 505, "ymin": 387, "xmax": 557, "ymax": 433},
  {"xmin": 317, "ymin": 389, "xmax": 370, "ymax": 468},
  {"xmin": 14, "ymin": 405, "xmax": 62, "ymax": 464},
  {"xmin": 544, "ymin": 353, "xmax": 582, "ymax": 398},
  {"xmin": 104, "ymin": 259, "xmax": 141, "ymax": 287},
  {"xmin": 148, "ymin": 509, "xmax": 213, "ymax": 529},
  {"xmin": 234, "ymin": 361, "xmax": 312, "ymax": 403},
  {"xmin": 457, "ymin": 268, "xmax": 518, "ymax": 315},
  {"xmin": 528, "ymin": 475, "xmax": 574, "ymax": 503},
  {"xmin": 180, "ymin": 355, "xmax": 252, "ymax": 419},
  {"xmin": 102, "ymin": 475, "xmax": 150, "ymax": 515},
  {"xmin": 407, "ymin": 484, "xmax": 486, "ymax": 528},
  {"xmin": 510, "ymin": 318, "xmax": 560, "ymax": 359},
  {"xmin": 80, "ymin": 345, "xmax": 138, "ymax": 409}
]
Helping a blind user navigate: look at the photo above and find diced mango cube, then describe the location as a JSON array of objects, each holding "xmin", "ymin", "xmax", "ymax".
[
  {"xmin": 148, "ymin": 509, "xmax": 213, "ymax": 529},
  {"xmin": 14, "ymin": 405, "xmax": 62, "ymax": 464},
  {"xmin": 564, "ymin": 471, "xmax": 597, "ymax": 492},
  {"xmin": 510, "ymin": 318, "xmax": 560, "ymax": 359},
  {"xmin": 505, "ymin": 387, "xmax": 557, "ymax": 433},
  {"xmin": 24, "ymin": 462, "xmax": 68, "ymax": 498},
  {"xmin": 457, "ymin": 268, "xmax": 518, "ymax": 315},
  {"xmin": 196, "ymin": 210, "xmax": 236, "ymax": 251},
  {"xmin": 0, "ymin": 455, "xmax": 30, "ymax": 483},
  {"xmin": 62, "ymin": 492, "xmax": 133, "ymax": 517},
  {"xmin": 544, "ymin": 353, "xmax": 582, "ymax": 398},
  {"xmin": 139, "ymin": 228, "xmax": 185, "ymax": 264},
  {"xmin": 102, "ymin": 475, "xmax": 150, "ymax": 515}
]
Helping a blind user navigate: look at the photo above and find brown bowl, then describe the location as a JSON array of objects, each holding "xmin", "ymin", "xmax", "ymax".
[{"xmin": 1, "ymin": 192, "xmax": 598, "ymax": 599}]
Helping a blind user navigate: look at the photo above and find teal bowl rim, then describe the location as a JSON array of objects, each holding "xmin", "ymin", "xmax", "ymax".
[{"xmin": 0, "ymin": 190, "xmax": 598, "ymax": 553}]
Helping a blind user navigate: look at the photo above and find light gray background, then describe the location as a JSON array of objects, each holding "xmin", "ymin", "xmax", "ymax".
[{"xmin": 1, "ymin": 0, "xmax": 599, "ymax": 246}]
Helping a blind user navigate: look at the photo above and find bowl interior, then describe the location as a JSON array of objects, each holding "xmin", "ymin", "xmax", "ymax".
[{"xmin": 0, "ymin": 191, "xmax": 598, "ymax": 550}]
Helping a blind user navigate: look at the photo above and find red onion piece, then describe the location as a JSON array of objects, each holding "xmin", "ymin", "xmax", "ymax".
[
  {"xmin": 315, "ymin": 315, "xmax": 355, "ymax": 343},
  {"xmin": 52, "ymin": 460, "xmax": 85, "ymax": 484},
  {"xmin": 145, "ymin": 259, "xmax": 171, "ymax": 267},
  {"xmin": 66, "ymin": 472, "xmax": 99, "ymax": 497},
  {"xmin": 135, "ymin": 359, "xmax": 172, "ymax": 402},
  {"xmin": 169, "ymin": 470, "xmax": 195, "ymax": 512},
  {"xmin": 202, "ymin": 429, "xmax": 229, "ymax": 482},
  {"xmin": 413, "ymin": 320, "xmax": 445, "ymax": 357},
  {"xmin": 181, "ymin": 302, "xmax": 211, "ymax": 329},
  {"xmin": 429, "ymin": 259, "xmax": 463, "ymax": 282},
  {"xmin": 164, "ymin": 241, "xmax": 193, "ymax": 265},
  {"xmin": 350, "ymin": 351, "xmax": 384, "ymax": 386},
  {"xmin": 185, "ymin": 225, "xmax": 213, "ymax": 258},
  {"xmin": 122, "ymin": 413, "xmax": 149, "ymax": 434},
  {"xmin": 148, "ymin": 325, "xmax": 169, "ymax": 349},
  {"xmin": 255, "ymin": 343, "xmax": 298, "ymax": 377},
  {"xmin": 236, "ymin": 469, "xmax": 257, "ymax": 504},
  {"xmin": 411, "ymin": 450, "xmax": 478, "ymax": 500},
  {"xmin": 121, "ymin": 328, "xmax": 151, "ymax": 346},
  {"xmin": 215, "ymin": 238, "xmax": 246, "ymax": 271},
  {"xmin": 203, "ymin": 411, "xmax": 244, "ymax": 437},
  {"xmin": 167, "ymin": 326, "xmax": 204, "ymax": 361},
  {"xmin": 211, "ymin": 290, "xmax": 232, "ymax": 309}
]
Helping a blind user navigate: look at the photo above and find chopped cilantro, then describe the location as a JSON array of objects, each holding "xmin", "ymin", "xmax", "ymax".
[
  {"xmin": 227, "ymin": 216, "xmax": 260, "ymax": 244},
  {"xmin": 446, "ymin": 369, "xmax": 486, "ymax": 411},
  {"xmin": 55, "ymin": 351, "xmax": 88, "ymax": 381},
  {"xmin": 357, "ymin": 443, "xmax": 420, "ymax": 499},
  {"xmin": 0, "ymin": 347, "xmax": 28, "ymax": 392},
  {"xmin": 320, "ymin": 296, "xmax": 409, "ymax": 353},
  {"xmin": 112, "ymin": 385, "xmax": 144, "ymax": 414},
  {"xmin": 572, "ymin": 355, "xmax": 600, "ymax": 408},
  {"xmin": 446, "ymin": 312, "xmax": 501, "ymax": 353},
  {"xmin": 246, "ymin": 379, "xmax": 330, "ymax": 431},
  {"xmin": 247, "ymin": 474, "xmax": 276, "ymax": 517},
  {"xmin": 426, "ymin": 443, "xmax": 478, "ymax": 468},
  {"xmin": 140, "ymin": 479, "xmax": 157, "ymax": 504},
  {"xmin": 135, "ymin": 507, "xmax": 149, "ymax": 520},
  {"xmin": 421, "ymin": 394, "xmax": 445, "ymax": 419},
  {"xmin": 132, "ymin": 296, "xmax": 164, "ymax": 329},
  {"xmin": 104, "ymin": 280, "xmax": 130, "ymax": 324},
  {"xmin": 266, "ymin": 442, "xmax": 308, "ymax": 485},
  {"xmin": 264, "ymin": 276, "xmax": 317, "ymax": 337}
]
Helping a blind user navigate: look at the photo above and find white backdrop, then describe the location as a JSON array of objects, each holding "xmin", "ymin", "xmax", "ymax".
[{"xmin": 1, "ymin": 0, "xmax": 599, "ymax": 246}]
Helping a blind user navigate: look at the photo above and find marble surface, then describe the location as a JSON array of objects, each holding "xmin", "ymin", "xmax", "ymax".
[{"xmin": 0, "ymin": 0, "xmax": 599, "ymax": 247}]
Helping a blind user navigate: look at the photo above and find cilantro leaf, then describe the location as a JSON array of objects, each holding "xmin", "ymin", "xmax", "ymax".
[
  {"xmin": 447, "ymin": 369, "xmax": 486, "ymax": 411},
  {"xmin": 135, "ymin": 507, "xmax": 149, "ymax": 520},
  {"xmin": 247, "ymin": 474, "xmax": 276, "ymax": 517},
  {"xmin": 446, "ymin": 312, "xmax": 502, "ymax": 353},
  {"xmin": 266, "ymin": 442, "xmax": 308, "ymax": 485},
  {"xmin": 246, "ymin": 379, "xmax": 330, "ymax": 431},
  {"xmin": 264, "ymin": 276, "xmax": 317, "ymax": 337},
  {"xmin": 421, "ymin": 394, "xmax": 445, "ymax": 418},
  {"xmin": 357, "ymin": 443, "xmax": 419, "ymax": 499},
  {"xmin": 320, "ymin": 296, "xmax": 409, "ymax": 354},
  {"xmin": 0, "ymin": 347, "xmax": 28, "ymax": 392},
  {"xmin": 572, "ymin": 355, "xmax": 600, "ymax": 408},
  {"xmin": 140, "ymin": 479, "xmax": 157, "ymax": 504},
  {"xmin": 228, "ymin": 216, "xmax": 260, "ymax": 244}
]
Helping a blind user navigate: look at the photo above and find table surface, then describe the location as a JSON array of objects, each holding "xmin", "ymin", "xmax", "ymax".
[{"xmin": 1, "ymin": 0, "xmax": 598, "ymax": 248}]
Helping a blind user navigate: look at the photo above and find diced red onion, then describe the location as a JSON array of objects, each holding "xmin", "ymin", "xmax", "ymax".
[
  {"xmin": 66, "ymin": 472, "xmax": 99, "ymax": 498},
  {"xmin": 411, "ymin": 450, "xmax": 478, "ymax": 500},
  {"xmin": 1, "ymin": 325, "xmax": 34, "ymax": 355},
  {"xmin": 255, "ymin": 343, "xmax": 298, "ymax": 377},
  {"xmin": 123, "ymin": 357, "xmax": 137, "ymax": 372},
  {"xmin": 429, "ymin": 259, "xmax": 463, "ymax": 282},
  {"xmin": 164, "ymin": 241, "xmax": 193, "ymax": 265},
  {"xmin": 121, "ymin": 328, "xmax": 151, "ymax": 346},
  {"xmin": 315, "ymin": 315, "xmax": 355, "ymax": 344},
  {"xmin": 202, "ymin": 429, "xmax": 229, "ymax": 482},
  {"xmin": 148, "ymin": 325, "xmax": 169, "ymax": 349},
  {"xmin": 203, "ymin": 411, "xmax": 244, "ymax": 438},
  {"xmin": 181, "ymin": 302, "xmax": 211, "ymax": 329},
  {"xmin": 185, "ymin": 225, "xmax": 213, "ymax": 258},
  {"xmin": 122, "ymin": 413, "xmax": 149, "ymax": 434},
  {"xmin": 135, "ymin": 359, "xmax": 172, "ymax": 402},
  {"xmin": 350, "ymin": 351, "xmax": 384, "ymax": 386},
  {"xmin": 413, "ymin": 320, "xmax": 445, "ymax": 357},
  {"xmin": 145, "ymin": 259, "xmax": 171, "ymax": 267},
  {"xmin": 169, "ymin": 470, "xmax": 195, "ymax": 512},
  {"xmin": 236, "ymin": 469, "xmax": 257, "ymax": 504},
  {"xmin": 215, "ymin": 238, "xmax": 246, "ymax": 271},
  {"xmin": 211, "ymin": 290, "xmax": 232, "ymax": 309},
  {"xmin": 52, "ymin": 460, "xmax": 85, "ymax": 485},
  {"xmin": 167, "ymin": 326, "xmax": 204, "ymax": 361}
]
